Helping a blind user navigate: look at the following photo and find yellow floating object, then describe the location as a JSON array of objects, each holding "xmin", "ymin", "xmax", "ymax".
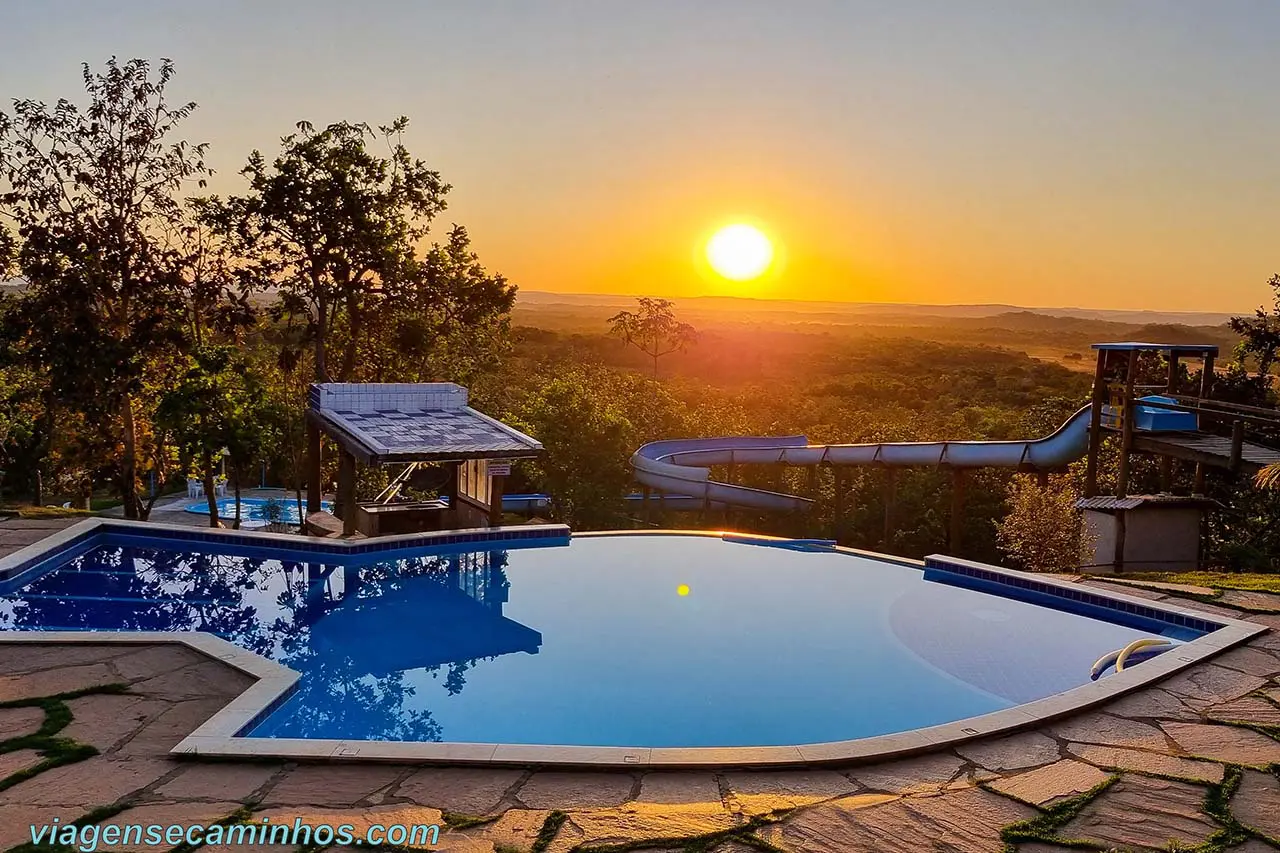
[
  {"xmin": 677, "ymin": 584, "xmax": 690, "ymax": 597},
  {"xmin": 1115, "ymin": 637, "xmax": 1171, "ymax": 672}
]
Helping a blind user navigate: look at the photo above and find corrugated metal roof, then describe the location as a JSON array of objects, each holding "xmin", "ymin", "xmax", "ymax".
[
  {"xmin": 309, "ymin": 383, "xmax": 542, "ymax": 465},
  {"xmin": 1076, "ymin": 494, "xmax": 1219, "ymax": 511}
]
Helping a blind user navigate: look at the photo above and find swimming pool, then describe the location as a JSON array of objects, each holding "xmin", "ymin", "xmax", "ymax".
[
  {"xmin": 0, "ymin": 524, "xmax": 1250, "ymax": 765},
  {"xmin": 184, "ymin": 496, "xmax": 330, "ymax": 525}
]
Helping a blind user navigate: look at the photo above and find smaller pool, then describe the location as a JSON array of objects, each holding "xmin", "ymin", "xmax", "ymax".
[{"xmin": 184, "ymin": 497, "xmax": 328, "ymax": 525}]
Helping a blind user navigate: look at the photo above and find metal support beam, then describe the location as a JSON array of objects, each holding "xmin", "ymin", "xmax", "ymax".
[
  {"xmin": 833, "ymin": 468, "xmax": 845, "ymax": 538},
  {"xmin": 949, "ymin": 468, "xmax": 966, "ymax": 557},
  {"xmin": 882, "ymin": 468, "xmax": 896, "ymax": 548}
]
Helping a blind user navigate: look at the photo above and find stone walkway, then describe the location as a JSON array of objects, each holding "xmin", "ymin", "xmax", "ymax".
[{"xmin": 0, "ymin": 583, "xmax": 1277, "ymax": 851}]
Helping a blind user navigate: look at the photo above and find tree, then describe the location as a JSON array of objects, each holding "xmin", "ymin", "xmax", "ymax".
[
  {"xmin": 1229, "ymin": 273, "xmax": 1280, "ymax": 379},
  {"xmin": 995, "ymin": 476, "xmax": 1092, "ymax": 572},
  {"xmin": 608, "ymin": 297, "xmax": 696, "ymax": 377},
  {"xmin": 512, "ymin": 370, "xmax": 635, "ymax": 529},
  {"xmin": 357, "ymin": 224, "xmax": 516, "ymax": 385},
  {"xmin": 0, "ymin": 58, "xmax": 210, "ymax": 518},
  {"xmin": 156, "ymin": 345, "xmax": 270, "ymax": 528},
  {"xmin": 210, "ymin": 118, "xmax": 449, "ymax": 382}
]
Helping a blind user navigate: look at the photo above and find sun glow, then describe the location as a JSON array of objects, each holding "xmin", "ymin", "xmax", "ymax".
[{"xmin": 705, "ymin": 224, "xmax": 773, "ymax": 281}]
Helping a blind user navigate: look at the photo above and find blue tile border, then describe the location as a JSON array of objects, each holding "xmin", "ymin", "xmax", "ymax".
[{"xmin": 923, "ymin": 555, "xmax": 1225, "ymax": 636}]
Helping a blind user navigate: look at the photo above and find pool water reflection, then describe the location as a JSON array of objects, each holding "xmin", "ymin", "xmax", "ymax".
[{"xmin": 0, "ymin": 535, "xmax": 1183, "ymax": 748}]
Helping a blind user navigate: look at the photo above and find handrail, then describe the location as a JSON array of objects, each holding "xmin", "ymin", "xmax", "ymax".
[
  {"xmin": 1115, "ymin": 637, "xmax": 1171, "ymax": 672},
  {"xmin": 1089, "ymin": 637, "xmax": 1172, "ymax": 680},
  {"xmin": 1137, "ymin": 396, "xmax": 1280, "ymax": 429}
]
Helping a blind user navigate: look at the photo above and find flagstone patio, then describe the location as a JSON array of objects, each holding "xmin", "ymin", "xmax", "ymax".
[{"xmin": 1, "ymin": 574, "xmax": 1277, "ymax": 851}]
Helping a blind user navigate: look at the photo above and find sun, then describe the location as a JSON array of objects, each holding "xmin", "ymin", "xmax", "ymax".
[{"xmin": 706, "ymin": 224, "xmax": 773, "ymax": 281}]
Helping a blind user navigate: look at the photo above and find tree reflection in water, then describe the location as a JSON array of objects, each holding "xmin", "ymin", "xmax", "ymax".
[{"xmin": 0, "ymin": 544, "xmax": 537, "ymax": 742}]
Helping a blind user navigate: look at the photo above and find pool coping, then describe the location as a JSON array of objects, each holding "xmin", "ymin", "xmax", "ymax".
[{"xmin": 0, "ymin": 520, "xmax": 1267, "ymax": 769}]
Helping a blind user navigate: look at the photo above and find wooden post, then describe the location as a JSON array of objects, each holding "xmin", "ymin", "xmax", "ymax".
[
  {"xmin": 1116, "ymin": 350, "xmax": 1139, "ymax": 498},
  {"xmin": 337, "ymin": 449, "xmax": 357, "ymax": 536},
  {"xmin": 1157, "ymin": 357, "xmax": 1176, "ymax": 493},
  {"xmin": 1190, "ymin": 352, "xmax": 1216, "ymax": 495},
  {"xmin": 1229, "ymin": 420, "xmax": 1245, "ymax": 475},
  {"xmin": 882, "ymin": 467, "xmax": 896, "ymax": 548},
  {"xmin": 306, "ymin": 420, "xmax": 323, "ymax": 514},
  {"xmin": 489, "ymin": 473, "xmax": 505, "ymax": 526},
  {"xmin": 726, "ymin": 460, "xmax": 735, "ymax": 485},
  {"xmin": 641, "ymin": 485, "xmax": 651, "ymax": 526},
  {"xmin": 1036, "ymin": 470, "xmax": 1049, "ymax": 488},
  {"xmin": 1159, "ymin": 351, "xmax": 1179, "ymax": 492},
  {"xmin": 806, "ymin": 465, "xmax": 818, "ymax": 497},
  {"xmin": 1084, "ymin": 350, "xmax": 1109, "ymax": 497},
  {"xmin": 949, "ymin": 469, "xmax": 966, "ymax": 556},
  {"xmin": 1199, "ymin": 353, "xmax": 1216, "ymax": 400}
]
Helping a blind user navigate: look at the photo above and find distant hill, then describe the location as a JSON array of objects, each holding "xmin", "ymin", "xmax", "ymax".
[{"xmin": 515, "ymin": 291, "xmax": 1241, "ymax": 327}]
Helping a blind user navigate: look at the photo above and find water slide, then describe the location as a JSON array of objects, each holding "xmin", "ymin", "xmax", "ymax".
[{"xmin": 630, "ymin": 405, "xmax": 1094, "ymax": 512}]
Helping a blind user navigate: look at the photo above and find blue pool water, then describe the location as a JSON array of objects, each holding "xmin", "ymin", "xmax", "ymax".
[
  {"xmin": 184, "ymin": 497, "xmax": 330, "ymax": 525},
  {"xmin": 0, "ymin": 534, "xmax": 1192, "ymax": 747}
]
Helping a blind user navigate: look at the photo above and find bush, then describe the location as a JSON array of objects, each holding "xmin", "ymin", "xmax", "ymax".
[{"xmin": 996, "ymin": 476, "xmax": 1092, "ymax": 572}]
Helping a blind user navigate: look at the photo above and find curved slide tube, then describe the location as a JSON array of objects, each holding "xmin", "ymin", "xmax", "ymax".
[{"xmin": 631, "ymin": 405, "xmax": 1093, "ymax": 512}]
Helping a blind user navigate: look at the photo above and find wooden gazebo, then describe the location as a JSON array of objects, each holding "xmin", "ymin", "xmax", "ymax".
[{"xmin": 304, "ymin": 383, "xmax": 543, "ymax": 536}]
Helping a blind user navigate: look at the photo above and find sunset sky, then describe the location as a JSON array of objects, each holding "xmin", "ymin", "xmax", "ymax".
[{"xmin": 4, "ymin": 1, "xmax": 1280, "ymax": 312}]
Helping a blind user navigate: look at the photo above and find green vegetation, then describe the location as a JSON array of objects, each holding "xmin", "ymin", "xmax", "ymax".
[
  {"xmin": 1, "ymin": 56, "xmax": 1278, "ymax": 570},
  {"xmin": 1117, "ymin": 572, "xmax": 1280, "ymax": 595}
]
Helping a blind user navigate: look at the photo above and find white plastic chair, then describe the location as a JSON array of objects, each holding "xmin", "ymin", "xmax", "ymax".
[
  {"xmin": 215, "ymin": 480, "xmax": 228, "ymax": 498},
  {"xmin": 187, "ymin": 479, "xmax": 204, "ymax": 498}
]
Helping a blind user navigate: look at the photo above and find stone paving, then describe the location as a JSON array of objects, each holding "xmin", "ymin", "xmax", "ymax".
[
  {"xmin": 0, "ymin": 517, "xmax": 82, "ymax": 560},
  {"xmin": 0, "ymin": 580, "xmax": 1276, "ymax": 851}
]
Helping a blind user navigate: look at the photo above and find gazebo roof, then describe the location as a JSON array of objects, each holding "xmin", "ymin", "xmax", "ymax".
[{"xmin": 307, "ymin": 383, "xmax": 542, "ymax": 465}]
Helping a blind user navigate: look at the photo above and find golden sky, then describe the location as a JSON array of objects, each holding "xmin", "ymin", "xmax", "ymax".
[{"xmin": 5, "ymin": 2, "xmax": 1279, "ymax": 312}]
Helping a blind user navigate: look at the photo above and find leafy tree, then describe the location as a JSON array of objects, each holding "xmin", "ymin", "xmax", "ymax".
[
  {"xmin": 156, "ymin": 345, "xmax": 270, "ymax": 527},
  {"xmin": 511, "ymin": 370, "xmax": 635, "ymax": 529},
  {"xmin": 995, "ymin": 475, "xmax": 1092, "ymax": 572},
  {"xmin": 357, "ymin": 224, "xmax": 516, "ymax": 384},
  {"xmin": 608, "ymin": 297, "xmax": 697, "ymax": 377},
  {"xmin": 1229, "ymin": 273, "xmax": 1280, "ymax": 378},
  {"xmin": 210, "ymin": 118, "xmax": 449, "ymax": 382},
  {"xmin": 0, "ymin": 57, "xmax": 210, "ymax": 518}
]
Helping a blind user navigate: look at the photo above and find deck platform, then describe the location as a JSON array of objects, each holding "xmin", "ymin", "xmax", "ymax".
[{"xmin": 1125, "ymin": 429, "xmax": 1280, "ymax": 470}]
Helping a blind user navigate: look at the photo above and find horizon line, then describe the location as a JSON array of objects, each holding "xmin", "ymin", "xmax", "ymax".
[{"xmin": 515, "ymin": 289, "xmax": 1254, "ymax": 318}]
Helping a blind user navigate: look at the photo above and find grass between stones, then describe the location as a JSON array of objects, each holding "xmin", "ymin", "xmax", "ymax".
[
  {"xmin": 0, "ymin": 683, "xmax": 130, "ymax": 795},
  {"xmin": 994, "ymin": 774, "xmax": 1121, "ymax": 851},
  {"xmin": 440, "ymin": 810, "xmax": 501, "ymax": 830},
  {"xmin": 565, "ymin": 811, "xmax": 790, "ymax": 853}
]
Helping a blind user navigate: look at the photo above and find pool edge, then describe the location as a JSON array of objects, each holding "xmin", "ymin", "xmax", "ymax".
[{"xmin": 0, "ymin": 522, "xmax": 1268, "ymax": 769}]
